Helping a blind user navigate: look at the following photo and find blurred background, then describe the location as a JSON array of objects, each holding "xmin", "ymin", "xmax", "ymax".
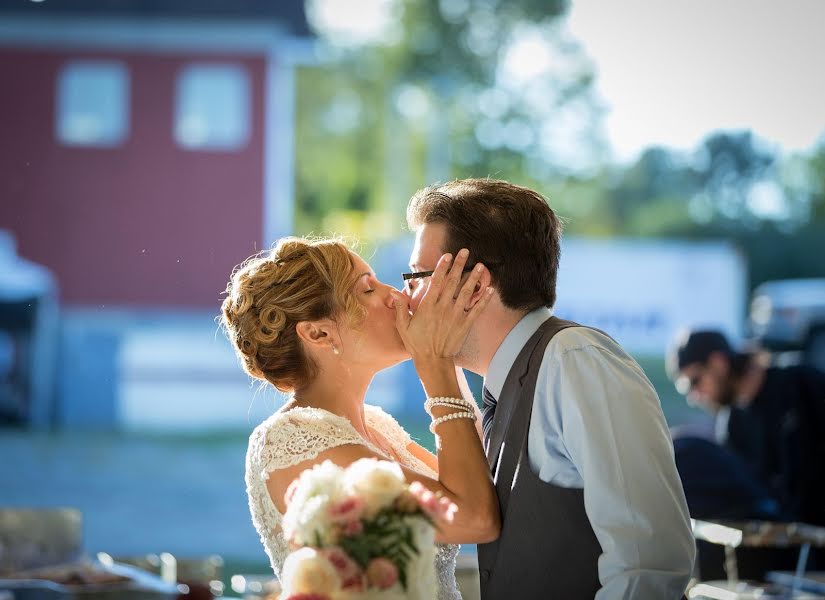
[{"xmin": 1, "ymin": 0, "xmax": 824, "ymax": 595}]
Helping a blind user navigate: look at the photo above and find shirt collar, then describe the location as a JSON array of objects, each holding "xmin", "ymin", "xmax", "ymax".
[{"xmin": 484, "ymin": 306, "xmax": 552, "ymax": 399}]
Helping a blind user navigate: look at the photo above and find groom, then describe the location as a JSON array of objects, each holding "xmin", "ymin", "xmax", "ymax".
[{"xmin": 404, "ymin": 179, "xmax": 695, "ymax": 598}]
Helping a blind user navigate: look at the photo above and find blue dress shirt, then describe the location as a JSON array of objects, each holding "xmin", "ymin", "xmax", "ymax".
[{"xmin": 484, "ymin": 308, "xmax": 696, "ymax": 599}]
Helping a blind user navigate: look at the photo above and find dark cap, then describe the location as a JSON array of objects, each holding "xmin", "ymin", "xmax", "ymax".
[{"xmin": 666, "ymin": 329, "xmax": 733, "ymax": 381}]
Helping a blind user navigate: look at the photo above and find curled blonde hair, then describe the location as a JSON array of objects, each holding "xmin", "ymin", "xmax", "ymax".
[{"xmin": 220, "ymin": 237, "xmax": 365, "ymax": 392}]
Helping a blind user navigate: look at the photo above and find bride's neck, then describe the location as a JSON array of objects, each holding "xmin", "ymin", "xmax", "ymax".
[{"xmin": 292, "ymin": 367, "xmax": 373, "ymax": 435}]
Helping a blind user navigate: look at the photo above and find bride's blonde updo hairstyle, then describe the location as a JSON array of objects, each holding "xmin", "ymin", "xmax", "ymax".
[{"xmin": 220, "ymin": 237, "xmax": 365, "ymax": 392}]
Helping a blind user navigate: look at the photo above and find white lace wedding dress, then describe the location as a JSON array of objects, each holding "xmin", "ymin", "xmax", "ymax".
[{"xmin": 245, "ymin": 404, "xmax": 462, "ymax": 600}]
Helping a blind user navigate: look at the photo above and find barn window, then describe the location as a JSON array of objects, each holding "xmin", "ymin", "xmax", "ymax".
[
  {"xmin": 56, "ymin": 61, "xmax": 130, "ymax": 147},
  {"xmin": 174, "ymin": 64, "xmax": 251, "ymax": 151}
]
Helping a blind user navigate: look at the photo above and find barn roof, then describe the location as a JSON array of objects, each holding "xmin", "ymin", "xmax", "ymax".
[{"xmin": 0, "ymin": 0, "xmax": 312, "ymax": 38}]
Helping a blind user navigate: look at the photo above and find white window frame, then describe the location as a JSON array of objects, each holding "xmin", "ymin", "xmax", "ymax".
[
  {"xmin": 56, "ymin": 60, "xmax": 130, "ymax": 147},
  {"xmin": 174, "ymin": 63, "xmax": 251, "ymax": 152}
]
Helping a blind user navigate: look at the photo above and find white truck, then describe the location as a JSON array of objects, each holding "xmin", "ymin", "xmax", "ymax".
[
  {"xmin": 749, "ymin": 278, "xmax": 825, "ymax": 372},
  {"xmin": 553, "ymin": 237, "xmax": 748, "ymax": 356}
]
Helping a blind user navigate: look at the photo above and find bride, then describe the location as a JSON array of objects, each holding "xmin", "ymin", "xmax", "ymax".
[{"xmin": 220, "ymin": 236, "xmax": 500, "ymax": 599}]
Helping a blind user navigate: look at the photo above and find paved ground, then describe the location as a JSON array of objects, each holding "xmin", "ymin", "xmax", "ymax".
[{"xmin": 1, "ymin": 428, "xmax": 264, "ymax": 565}]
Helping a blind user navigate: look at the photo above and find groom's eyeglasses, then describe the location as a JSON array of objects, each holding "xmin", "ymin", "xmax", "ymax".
[{"xmin": 402, "ymin": 267, "xmax": 474, "ymax": 293}]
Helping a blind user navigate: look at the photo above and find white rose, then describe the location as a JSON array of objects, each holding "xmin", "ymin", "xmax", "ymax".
[
  {"xmin": 344, "ymin": 459, "xmax": 406, "ymax": 516},
  {"xmin": 283, "ymin": 461, "xmax": 346, "ymax": 545},
  {"xmin": 286, "ymin": 494, "xmax": 340, "ymax": 546},
  {"xmin": 287, "ymin": 460, "xmax": 345, "ymax": 509},
  {"xmin": 280, "ymin": 547, "xmax": 341, "ymax": 596}
]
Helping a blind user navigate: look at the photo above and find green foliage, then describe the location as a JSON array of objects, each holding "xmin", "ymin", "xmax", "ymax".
[
  {"xmin": 293, "ymin": 66, "xmax": 392, "ymax": 242},
  {"xmin": 296, "ymin": 0, "xmax": 601, "ymax": 241},
  {"xmin": 383, "ymin": 0, "xmax": 569, "ymax": 84},
  {"xmin": 296, "ymin": 3, "xmax": 825, "ymax": 290},
  {"xmin": 804, "ymin": 144, "xmax": 825, "ymax": 221},
  {"xmin": 337, "ymin": 508, "xmax": 432, "ymax": 591},
  {"xmin": 623, "ymin": 196, "xmax": 694, "ymax": 237}
]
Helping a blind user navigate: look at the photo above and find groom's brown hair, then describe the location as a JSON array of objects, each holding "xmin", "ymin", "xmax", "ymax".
[{"xmin": 407, "ymin": 178, "xmax": 563, "ymax": 312}]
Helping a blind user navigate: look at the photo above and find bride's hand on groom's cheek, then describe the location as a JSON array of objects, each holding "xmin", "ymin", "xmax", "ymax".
[{"xmin": 390, "ymin": 250, "xmax": 493, "ymax": 359}]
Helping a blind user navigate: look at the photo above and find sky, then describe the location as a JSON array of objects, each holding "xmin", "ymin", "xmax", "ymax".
[{"xmin": 565, "ymin": 0, "xmax": 825, "ymax": 162}]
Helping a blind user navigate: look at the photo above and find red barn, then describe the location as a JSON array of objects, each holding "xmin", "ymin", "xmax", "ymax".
[
  {"xmin": 0, "ymin": 0, "xmax": 313, "ymax": 427},
  {"xmin": 0, "ymin": 0, "xmax": 311, "ymax": 308}
]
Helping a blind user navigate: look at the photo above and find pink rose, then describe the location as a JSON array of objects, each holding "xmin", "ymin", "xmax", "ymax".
[
  {"xmin": 409, "ymin": 481, "xmax": 457, "ymax": 523},
  {"xmin": 342, "ymin": 520, "xmax": 363, "ymax": 536},
  {"xmin": 366, "ymin": 557, "xmax": 398, "ymax": 590},
  {"xmin": 328, "ymin": 496, "xmax": 365, "ymax": 524},
  {"xmin": 320, "ymin": 547, "xmax": 364, "ymax": 591}
]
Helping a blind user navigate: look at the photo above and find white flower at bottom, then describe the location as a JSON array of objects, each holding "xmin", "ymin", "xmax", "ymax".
[
  {"xmin": 403, "ymin": 516, "xmax": 437, "ymax": 600},
  {"xmin": 280, "ymin": 547, "xmax": 341, "ymax": 596},
  {"xmin": 356, "ymin": 587, "xmax": 407, "ymax": 600},
  {"xmin": 344, "ymin": 459, "xmax": 406, "ymax": 516}
]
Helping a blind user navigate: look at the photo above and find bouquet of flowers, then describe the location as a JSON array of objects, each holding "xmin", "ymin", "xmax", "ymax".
[{"xmin": 277, "ymin": 458, "xmax": 456, "ymax": 600}]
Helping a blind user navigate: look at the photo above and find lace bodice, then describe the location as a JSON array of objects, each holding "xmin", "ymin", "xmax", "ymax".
[{"xmin": 245, "ymin": 404, "xmax": 462, "ymax": 600}]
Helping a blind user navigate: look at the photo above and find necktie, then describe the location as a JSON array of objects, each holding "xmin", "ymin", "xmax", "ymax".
[{"xmin": 481, "ymin": 386, "xmax": 498, "ymax": 447}]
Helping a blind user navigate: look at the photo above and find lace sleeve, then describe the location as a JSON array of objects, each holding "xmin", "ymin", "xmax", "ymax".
[
  {"xmin": 365, "ymin": 404, "xmax": 414, "ymax": 450},
  {"xmin": 248, "ymin": 408, "xmax": 369, "ymax": 480}
]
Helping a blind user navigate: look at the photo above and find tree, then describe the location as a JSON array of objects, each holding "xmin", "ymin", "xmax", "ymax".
[
  {"xmin": 294, "ymin": 0, "xmax": 604, "ymax": 243},
  {"xmin": 692, "ymin": 131, "xmax": 777, "ymax": 226},
  {"xmin": 607, "ymin": 147, "xmax": 698, "ymax": 233},
  {"xmin": 802, "ymin": 141, "xmax": 825, "ymax": 222}
]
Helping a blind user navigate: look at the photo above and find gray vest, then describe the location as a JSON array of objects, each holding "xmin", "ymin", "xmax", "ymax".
[{"xmin": 477, "ymin": 317, "xmax": 603, "ymax": 599}]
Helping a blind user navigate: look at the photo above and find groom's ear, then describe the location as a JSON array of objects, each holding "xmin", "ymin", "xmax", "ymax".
[{"xmin": 465, "ymin": 266, "xmax": 493, "ymax": 311}]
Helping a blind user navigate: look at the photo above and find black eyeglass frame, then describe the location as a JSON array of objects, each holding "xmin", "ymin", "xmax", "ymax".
[{"xmin": 401, "ymin": 267, "xmax": 476, "ymax": 291}]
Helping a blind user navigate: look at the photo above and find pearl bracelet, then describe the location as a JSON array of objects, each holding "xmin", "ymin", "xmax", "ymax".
[
  {"xmin": 425, "ymin": 396, "xmax": 476, "ymax": 415},
  {"xmin": 429, "ymin": 410, "xmax": 476, "ymax": 435}
]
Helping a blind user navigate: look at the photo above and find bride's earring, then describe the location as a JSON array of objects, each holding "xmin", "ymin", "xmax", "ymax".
[{"xmin": 331, "ymin": 344, "xmax": 340, "ymax": 355}]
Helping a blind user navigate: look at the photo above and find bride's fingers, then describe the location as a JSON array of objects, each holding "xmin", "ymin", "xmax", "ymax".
[
  {"xmin": 440, "ymin": 283, "xmax": 490, "ymax": 355},
  {"xmin": 439, "ymin": 248, "xmax": 469, "ymax": 305},
  {"xmin": 452, "ymin": 262, "xmax": 486, "ymax": 316},
  {"xmin": 391, "ymin": 290, "xmax": 411, "ymax": 335},
  {"xmin": 419, "ymin": 253, "xmax": 452, "ymax": 306}
]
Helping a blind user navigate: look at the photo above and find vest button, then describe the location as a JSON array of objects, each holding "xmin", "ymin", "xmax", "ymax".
[{"xmin": 480, "ymin": 569, "xmax": 490, "ymax": 582}]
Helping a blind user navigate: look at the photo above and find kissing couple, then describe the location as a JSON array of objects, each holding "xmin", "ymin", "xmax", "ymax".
[{"xmin": 221, "ymin": 178, "xmax": 696, "ymax": 599}]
